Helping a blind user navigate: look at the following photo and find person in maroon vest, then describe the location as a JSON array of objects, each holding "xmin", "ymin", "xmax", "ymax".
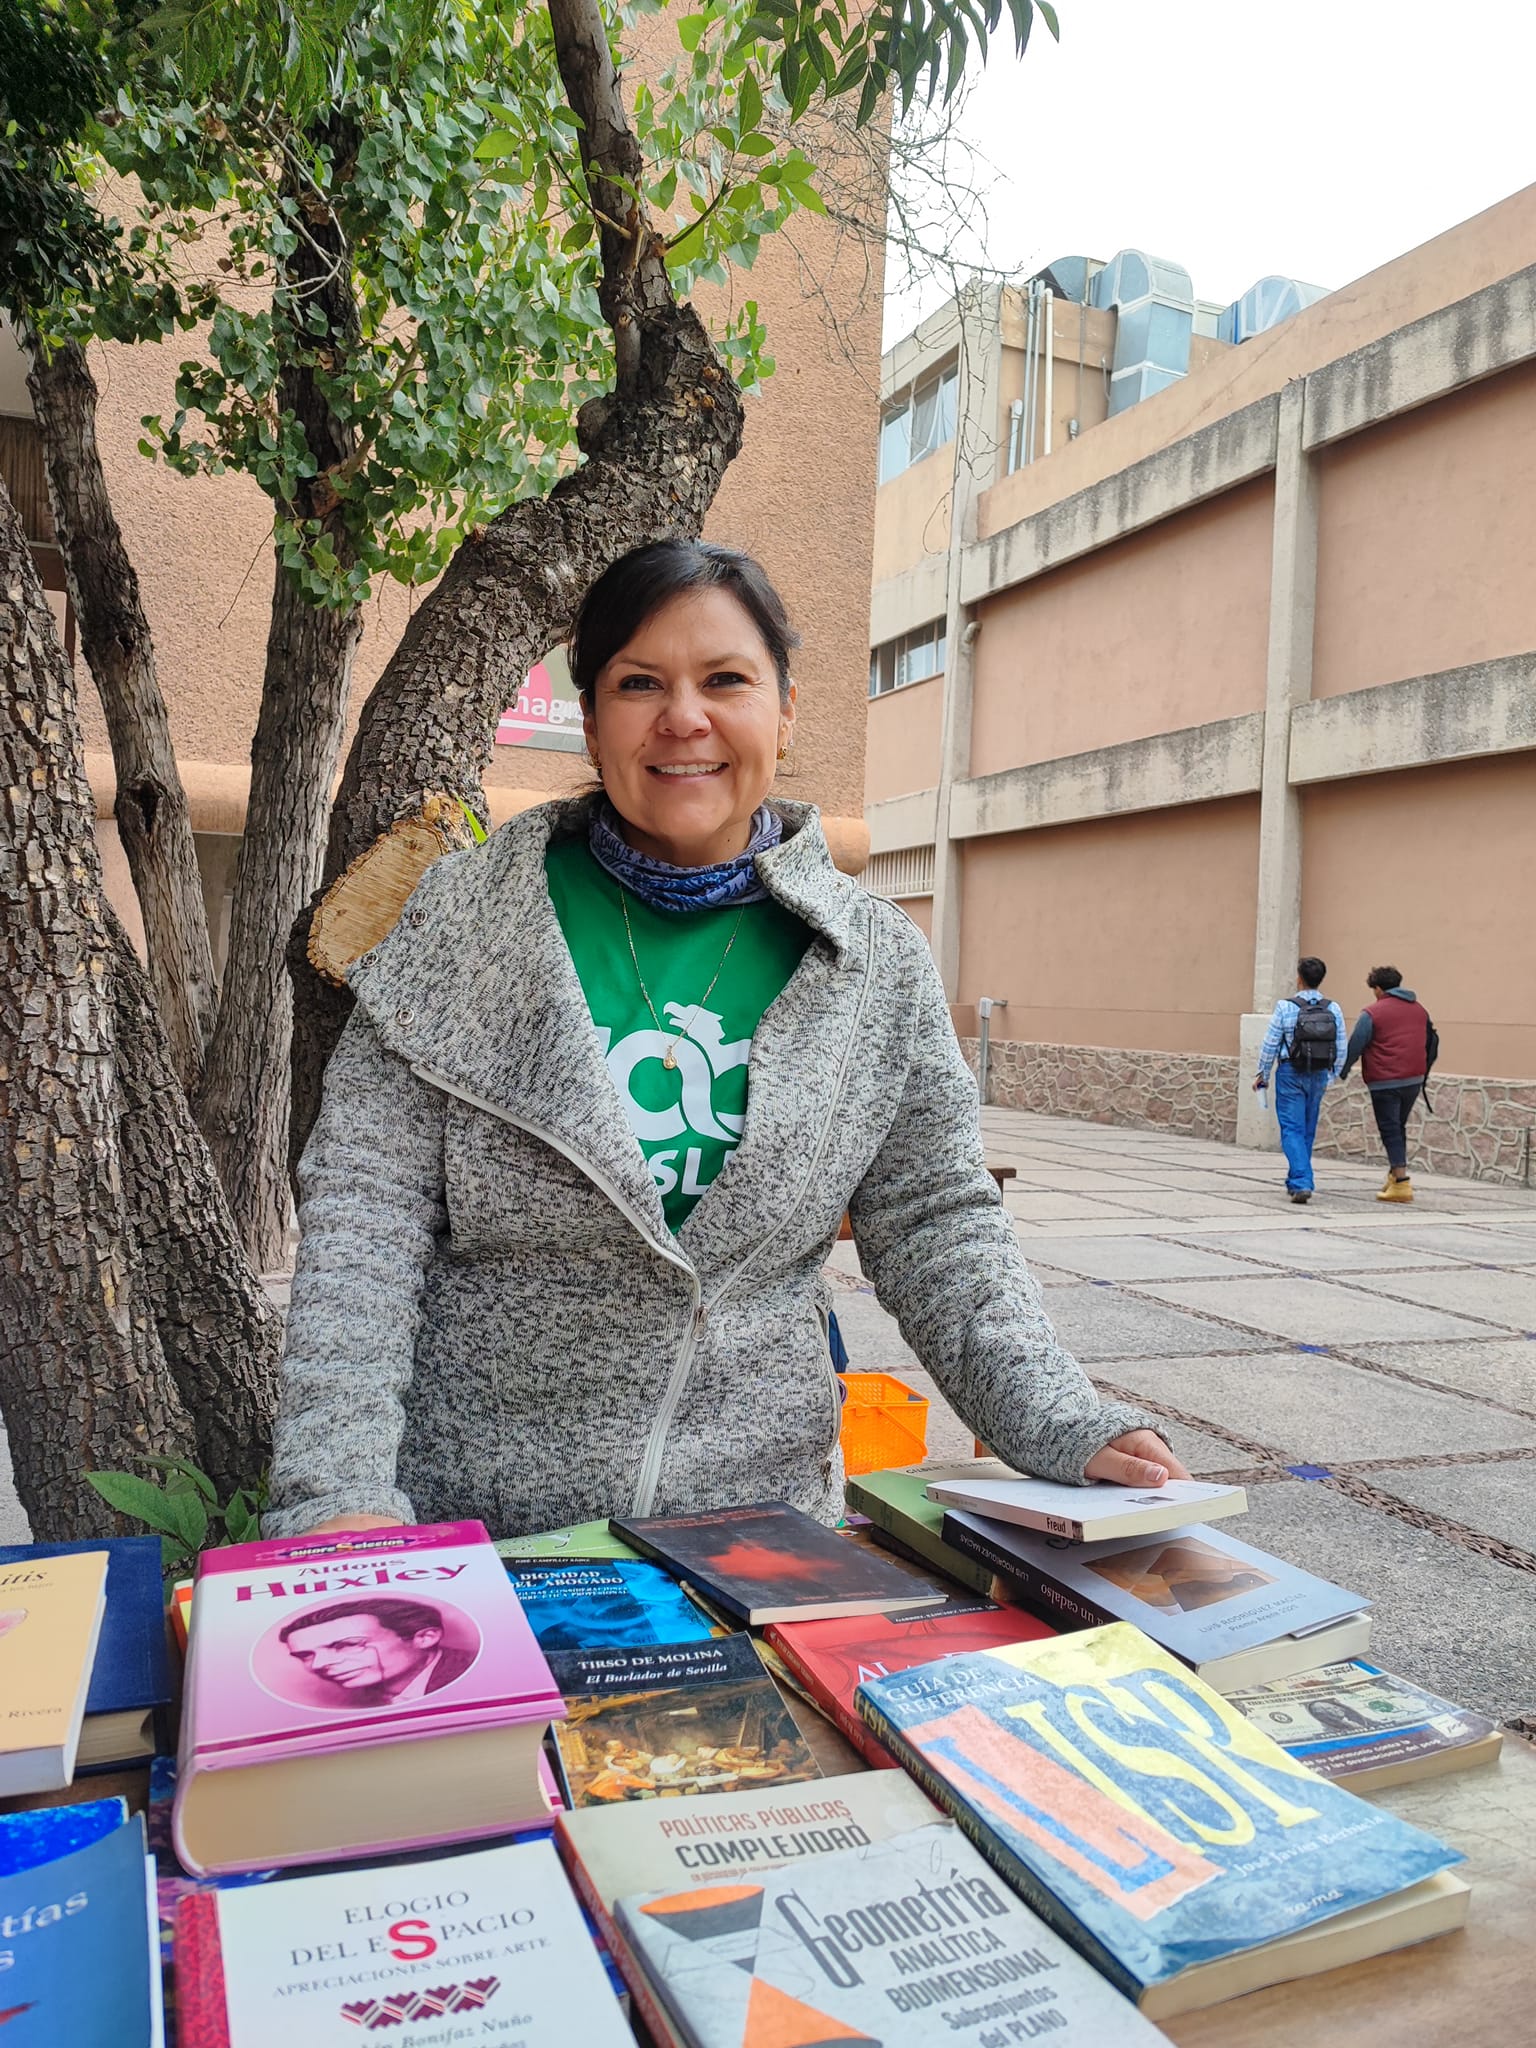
[{"xmin": 1340, "ymin": 967, "xmax": 1438, "ymax": 1202}]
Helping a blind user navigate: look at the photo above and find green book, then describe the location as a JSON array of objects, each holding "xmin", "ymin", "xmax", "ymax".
[
  {"xmin": 844, "ymin": 1459, "xmax": 1017, "ymax": 1597},
  {"xmin": 495, "ymin": 1519, "xmax": 641, "ymax": 1562}
]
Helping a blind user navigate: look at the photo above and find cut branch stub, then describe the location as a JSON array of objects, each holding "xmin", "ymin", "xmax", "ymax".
[{"xmin": 307, "ymin": 794, "xmax": 477, "ymax": 986}]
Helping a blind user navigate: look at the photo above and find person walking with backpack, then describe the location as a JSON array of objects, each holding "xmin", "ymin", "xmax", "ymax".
[
  {"xmin": 1340, "ymin": 967, "xmax": 1439, "ymax": 1203},
  {"xmin": 1253, "ymin": 957, "xmax": 1347, "ymax": 1205}
]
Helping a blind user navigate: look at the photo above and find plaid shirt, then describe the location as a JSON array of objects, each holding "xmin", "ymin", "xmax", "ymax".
[{"xmin": 1257, "ymin": 993, "xmax": 1347, "ymax": 1081}]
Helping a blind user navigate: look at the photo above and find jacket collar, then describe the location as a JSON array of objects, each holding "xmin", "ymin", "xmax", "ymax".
[{"xmin": 346, "ymin": 795, "xmax": 861, "ymax": 1248}]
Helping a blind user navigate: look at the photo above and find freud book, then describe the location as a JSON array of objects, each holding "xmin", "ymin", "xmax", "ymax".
[
  {"xmin": 174, "ymin": 1522, "xmax": 563, "ymax": 1875},
  {"xmin": 941, "ymin": 1511, "xmax": 1371, "ymax": 1690},
  {"xmin": 0, "ymin": 1812, "xmax": 162, "ymax": 2046},
  {"xmin": 505, "ymin": 1559, "xmax": 715, "ymax": 1652},
  {"xmin": 611, "ymin": 1503, "xmax": 947, "ymax": 1625},
  {"xmin": 0, "ymin": 1537, "xmax": 172, "ymax": 1771},
  {"xmin": 174, "ymin": 1836, "xmax": 631, "ymax": 2048},
  {"xmin": 548, "ymin": 1634, "xmax": 821, "ymax": 1809},
  {"xmin": 856, "ymin": 1623, "xmax": 1468, "ymax": 2019},
  {"xmin": 764, "ymin": 1595, "xmax": 1055, "ymax": 1767},
  {"xmin": 0, "ymin": 1547, "xmax": 108, "ymax": 1795},
  {"xmin": 1226, "ymin": 1659, "xmax": 1503, "ymax": 1792},
  {"xmin": 559, "ymin": 1771, "xmax": 943, "ymax": 2048},
  {"xmin": 617, "ymin": 1825, "xmax": 1171, "ymax": 2048}
]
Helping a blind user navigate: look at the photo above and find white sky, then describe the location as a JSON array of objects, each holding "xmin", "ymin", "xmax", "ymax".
[{"xmin": 883, "ymin": 0, "xmax": 1536, "ymax": 347}]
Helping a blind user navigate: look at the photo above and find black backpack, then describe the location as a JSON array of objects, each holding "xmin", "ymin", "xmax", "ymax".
[{"xmin": 1287, "ymin": 998, "xmax": 1338, "ymax": 1073}]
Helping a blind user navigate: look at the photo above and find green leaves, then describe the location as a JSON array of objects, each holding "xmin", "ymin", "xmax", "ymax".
[{"xmin": 86, "ymin": 1458, "xmax": 269, "ymax": 1579}]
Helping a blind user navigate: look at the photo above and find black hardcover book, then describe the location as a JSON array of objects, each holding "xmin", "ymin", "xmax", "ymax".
[{"xmin": 610, "ymin": 1501, "xmax": 946, "ymax": 1626}]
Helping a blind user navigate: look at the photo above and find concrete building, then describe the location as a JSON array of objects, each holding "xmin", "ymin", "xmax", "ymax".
[
  {"xmin": 1, "ymin": 31, "xmax": 882, "ymax": 963},
  {"xmin": 866, "ymin": 188, "xmax": 1536, "ymax": 1184}
]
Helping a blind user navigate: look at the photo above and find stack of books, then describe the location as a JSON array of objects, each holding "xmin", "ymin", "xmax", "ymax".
[{"xmin": 0, "ymin": 1470, "xmax": 1504, "ymax": 2045}]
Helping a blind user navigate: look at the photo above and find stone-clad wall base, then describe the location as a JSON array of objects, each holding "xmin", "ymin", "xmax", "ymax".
[
  {"xmin": 1314, "ymin": 1073, "xmax": 1536, "ymax": 1185},
  {"xmin": 962, "ymin": 1038, "xmax": 1536, "ymax": 1185},
  {"xmin": 962, "ymin": 1039, "xmax": 1240, "ymax": 1144}
]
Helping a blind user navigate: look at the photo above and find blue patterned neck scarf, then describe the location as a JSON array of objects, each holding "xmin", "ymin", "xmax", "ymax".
[{"xmin": 588, "ymin": 800, "xmax": 782, "ymax": 912}]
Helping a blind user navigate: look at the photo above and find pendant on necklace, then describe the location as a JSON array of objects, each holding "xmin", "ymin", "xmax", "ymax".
[{"xmin": 663, "ymin": 1054, "xmax": 677, "ymax": 1070}]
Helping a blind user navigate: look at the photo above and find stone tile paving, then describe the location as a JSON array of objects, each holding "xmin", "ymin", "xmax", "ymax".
[{"xmin": 843, "ymin": 1105, "xmax": 1536, "ymax": 1724}]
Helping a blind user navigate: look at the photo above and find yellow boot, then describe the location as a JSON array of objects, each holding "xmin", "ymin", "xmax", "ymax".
[{"xmin": 1377, "ymin": 1174, "xmax": 1414, "ymax": 1203}]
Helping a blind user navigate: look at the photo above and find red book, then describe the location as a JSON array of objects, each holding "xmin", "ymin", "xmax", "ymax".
[{"xmin": 764, "ymin": 1594, "xmax": 1055, "ymax": 1766}]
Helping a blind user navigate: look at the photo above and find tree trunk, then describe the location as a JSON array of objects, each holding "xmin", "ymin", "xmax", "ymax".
[
  {"xmin": 0, "ymin": 470, "xmax": 201, "ymax": 1539},
  {"xmin": 24, "ymin": 333, "xmax": 218, "ymax": 1095},
  {"xmin": 288, "ymin": 0, "xmax": 746, "ymax": 1171},
  {"xmin": 109, "ymin": 902, "xmax": 283, "ymax": 1499},
  {"xmin": 196, "ymin": 126, "xmax": 363, "ymax": 1270}
]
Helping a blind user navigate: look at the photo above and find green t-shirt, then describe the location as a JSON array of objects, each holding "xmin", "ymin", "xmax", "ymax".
[{"xmin": 545, "ymin": 838, "xmax": 811, "ymax": 1231}]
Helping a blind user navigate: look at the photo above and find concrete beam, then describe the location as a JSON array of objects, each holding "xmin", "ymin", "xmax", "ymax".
[
  {"xmin": 958, "ymin": 395, "xmax": 1279, "ymax": 604},
  {"xmin": 870, "ymin": 554, "xmax": 949, "ymax": 647},
  {"xmin": 1303, "ymin": 263, "xmax": 1536, "ymax": 449},
  {"xmin": 1289, "ymin": 651, "xmax": 1536, "ymax": 784},
  {"xmin": 866, "ymin": 786, "xmax": 940, "ymax": 855},
  {"xmin": 948, "ymin": 713, "xmax": 1264, "ymax": 840}
]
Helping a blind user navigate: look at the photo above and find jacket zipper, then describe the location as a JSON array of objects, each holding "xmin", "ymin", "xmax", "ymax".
[
  {"xmin": 410, "ymin": 1065, "xmax": 700, "ymax": 1517},
  {"xmin": 695, "ymin": 923, "xmax": 878, "ymax": 1337},
  {"xmin": 412, "ymin": 924, "xmax": 874, "ymax": 1519}
]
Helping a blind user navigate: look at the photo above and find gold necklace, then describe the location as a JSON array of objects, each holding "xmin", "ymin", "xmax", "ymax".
[{"xmin": 620, "ymin": 892, "xmax": 746, "ymax": 1070}]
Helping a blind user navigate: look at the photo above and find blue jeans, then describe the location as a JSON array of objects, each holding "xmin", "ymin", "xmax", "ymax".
[{"xmin": 1274, "ymin": 1064, "xmax": 1329, "ymax": 1192}]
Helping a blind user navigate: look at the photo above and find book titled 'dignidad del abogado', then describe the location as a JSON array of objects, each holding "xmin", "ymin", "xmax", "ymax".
[
  {"xmin": 174, "ymin": 1522, "xmax": 562, "ymax": 1876},
  {"xmin": 856, "ymin": 1623, "xmax": 1469, "ymax": 2020}
]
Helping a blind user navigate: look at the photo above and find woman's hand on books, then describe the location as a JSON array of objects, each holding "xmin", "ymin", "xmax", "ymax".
[
  {"xmin": 1084, "ymin": 1431, "xmax": 1191, "ymax": 1487},
  {"xmin": 305, "ymin": 1513, "xmax": 411, "ymax": 1534}
]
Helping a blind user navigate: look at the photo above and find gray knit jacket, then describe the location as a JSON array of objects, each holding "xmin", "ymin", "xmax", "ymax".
[{"xmin": 264, "ymin": 797, "xmax": 1155, "ymax": 1538}]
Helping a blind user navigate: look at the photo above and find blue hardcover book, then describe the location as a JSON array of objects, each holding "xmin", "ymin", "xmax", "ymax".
[
  {"xmin": 0, "ymin": 1538, "xmax": 171, "ymax": 1767},
  {"xmin": 0, "ymin": 1813, "xmax": 162, "ymax": 2044},
  {"xmin": 856, "ymin": 1624, "xmax": 1468, "ymax": 2020},
  {"xmin": 505, "ymin": 1559, "xmax": 714, "ymax": 1652},
  {"xmin": 940, "ymin": 1512, "xmax": 1372, "ymax": 1690}
]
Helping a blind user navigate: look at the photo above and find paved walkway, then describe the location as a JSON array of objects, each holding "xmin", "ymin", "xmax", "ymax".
[{"xmin": 829, "ymin": 1109, "xmax": 1536, "ymax": 1726}]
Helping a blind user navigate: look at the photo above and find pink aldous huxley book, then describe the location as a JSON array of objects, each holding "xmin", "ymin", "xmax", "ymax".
[{"xmin": 174, "ymin": 1522, "xmax": 564, "ymax": 1878}]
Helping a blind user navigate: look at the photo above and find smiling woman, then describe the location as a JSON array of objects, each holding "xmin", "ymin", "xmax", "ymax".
[{"xmin": 264, "ymin": 539, "xmax": 1183, "ymax": 1543}]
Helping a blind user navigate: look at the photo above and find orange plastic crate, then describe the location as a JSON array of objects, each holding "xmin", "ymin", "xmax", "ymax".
[{"xmin": 837, "ymin": 1371, "xmax": 929, "ymax": 1476}]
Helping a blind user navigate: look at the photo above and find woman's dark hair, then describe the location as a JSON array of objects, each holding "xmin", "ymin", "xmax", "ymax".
[
  {"xmin": 1297, "ymin": 956, "xmax": 1327, "ymax": 988},
  {"xmin": 569, "ymin": 539, "xmax": 799, "ymax": 707},
  {"xmin": 1367, "ymin": 965, "xmax": 1403, "ymax": 991}
]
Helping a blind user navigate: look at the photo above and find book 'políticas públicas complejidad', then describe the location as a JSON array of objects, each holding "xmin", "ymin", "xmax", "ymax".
[
  {"xmin": 173, "ymin": 1521, "xmax": 562, "ymax": 1876},
  {"xmin": 616, "ymin": 1823, "xmax": 1173, "ymax": 2048},
  {"xmin": 855, "ymin": 1622, "xmax": 1468, "ymax": 2019}
]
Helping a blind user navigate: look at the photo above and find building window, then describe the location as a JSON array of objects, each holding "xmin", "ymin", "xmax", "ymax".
[
  {"xmin": 864, "ymin": 845, "xmax": 936, "ymax": 899},
  {"xmin": 877, "ymin": 362, "xmax": 958, "ymax": 482},
  {"xmin": 869, "ymin": 619, "xmax": 947, "ymax": 697}
]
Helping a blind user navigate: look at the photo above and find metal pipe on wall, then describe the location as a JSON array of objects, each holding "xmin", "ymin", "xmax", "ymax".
[{"xmin": 1042, "ymin": 287, "xmax": 1054, "ymax": 458}]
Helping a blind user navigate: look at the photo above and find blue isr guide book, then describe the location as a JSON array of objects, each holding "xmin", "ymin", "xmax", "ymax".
[{"xmin": 856, "ymin": 1623, "xmax": 1468, "ymax": 2019}]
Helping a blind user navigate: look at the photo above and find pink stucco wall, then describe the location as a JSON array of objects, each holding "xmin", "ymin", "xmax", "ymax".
[
  {"xmin": 1300, "ymin": 758, "xmax": 1536, "ymax": 1079},
  {"xmin": 1312, "ymin": 358, "xmax": 1536, "ymax": 697},
  {"xmin": 956, "ymin": 798, "xmax": 1260, "ymax": 1055},
  {"xmin": 865, "ymin": 675, "xmax": 943, "ymax": 804},
  {"xmin": 968, "ymin": 479, "xmax": 1273, "ymax": 775}
]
